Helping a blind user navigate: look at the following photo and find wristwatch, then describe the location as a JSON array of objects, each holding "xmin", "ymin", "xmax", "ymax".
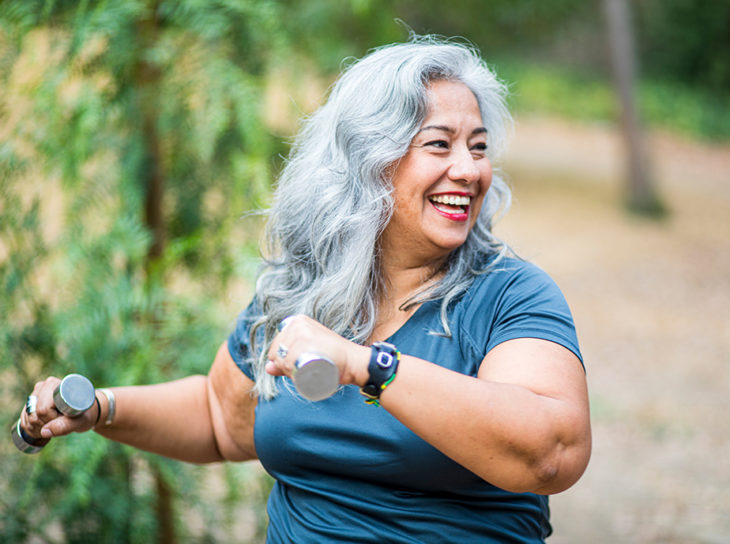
[{"xmin": 360, "ymin": 341, "xmax": 400, "ymax": 402}]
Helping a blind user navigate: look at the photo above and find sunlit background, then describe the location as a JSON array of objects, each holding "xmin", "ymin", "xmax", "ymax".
[{"xmin": 1, "ymin": 1, "xmax": 728, "ymax": 542}]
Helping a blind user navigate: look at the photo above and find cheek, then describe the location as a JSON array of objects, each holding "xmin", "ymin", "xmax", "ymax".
[
  {"xmin": 470, "ymin": 168, "xmax": 493, "ymax": 220},
  {"xmin": 389, "ymin": 188, "xmax": 420, "ymax": 227},
  {"xmin": 391, "ymin": 169, "xmax": 432, "ymax": 211},
  {"xmin": 481, "ymin": 161, "xmax": 494, "ymax": 191},
  {"xmin": 476, "ymin": 165, "xmax": 493, "ymax": 201},
  {"xmin": 470, "ymin": 196, "xmax": 486, "ymax": 224}
]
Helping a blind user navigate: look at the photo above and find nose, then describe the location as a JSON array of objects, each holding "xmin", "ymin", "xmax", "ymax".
[{"xmin": 447, "ymin": 146, "xmax": 481, "ymax": 184}]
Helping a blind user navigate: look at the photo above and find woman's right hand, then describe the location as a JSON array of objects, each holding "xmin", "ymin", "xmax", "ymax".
[
  {"xmin": 20, "ymin": 376, "xmax": 98, "ymax": 441},
  {"xmin": 265, "ymin": 314, "xmax": 370, "ymax": 387}
]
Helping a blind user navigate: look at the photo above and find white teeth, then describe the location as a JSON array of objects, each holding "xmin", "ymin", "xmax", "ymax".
[{"xmin": 430, "ymin": 195, "xmax": 470, "ymax": 206}]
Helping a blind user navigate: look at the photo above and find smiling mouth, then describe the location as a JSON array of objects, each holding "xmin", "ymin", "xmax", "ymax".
[{"xmin": 429, "ymin": 194, "xmax": 471, "ymax": 220}]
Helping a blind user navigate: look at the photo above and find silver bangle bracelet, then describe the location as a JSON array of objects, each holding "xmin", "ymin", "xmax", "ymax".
[{"xmin": 97, "ymin": 388, "xmax": 116, "ymax": 426}]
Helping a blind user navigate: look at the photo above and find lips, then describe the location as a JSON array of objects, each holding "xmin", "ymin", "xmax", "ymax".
[{"xmin": 428, "ymin": 193, "xmax": 472, "ymax": 222}]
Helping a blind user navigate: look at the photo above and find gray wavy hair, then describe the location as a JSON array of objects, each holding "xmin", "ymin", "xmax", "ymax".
[{"xmin": 249, "ymin": 35, "xmax": 513, "ymax": 398}]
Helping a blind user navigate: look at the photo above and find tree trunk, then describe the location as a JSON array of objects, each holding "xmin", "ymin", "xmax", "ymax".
[
  {"xmin": 603, "ymin": 0, "xmax": 666, "ymax": 216},
  {"xmin": 138, "ymin": 15, "xmax": 165, "ymax": 264},
  {"xmin": 155, "ymin": 466, "xmax": 176, "ymax": 544},
  {"xmin": 143, "ymin": 107, "xmax": 165, "ymax": 263},
  {"xmin": 136, "ymin": 4, "xmax": 176, "ymax": 543}
]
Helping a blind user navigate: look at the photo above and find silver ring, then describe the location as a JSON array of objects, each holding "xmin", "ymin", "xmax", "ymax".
[
  {"xmin": 277, "ymin": 344, "xmax": 289, "ymax": 359},
  {"xmin": 26, "ymin": 395, "xmax": 38, "ymax": 415},
  {"xmin": 278, "ymin": 316, "xmax": 294, "ymax": 332}
]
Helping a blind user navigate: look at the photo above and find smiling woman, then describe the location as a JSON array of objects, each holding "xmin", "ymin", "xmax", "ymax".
[
  {"xmin": 19, "ymin": 35, "xmax": 590, "ymax": 544},
  {"xmin": 382, "ymin": 79, "xmax": 494, "ymax": 262}
]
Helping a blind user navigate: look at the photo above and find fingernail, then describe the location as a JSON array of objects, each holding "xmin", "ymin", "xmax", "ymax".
[{"xmin": 41, "ymin": 427, "xmax": 53, "ymax": 438}]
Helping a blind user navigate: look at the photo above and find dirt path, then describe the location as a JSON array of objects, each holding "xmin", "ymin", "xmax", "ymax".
[{"xmin": 499, "ymin": 116, "xmax": 730, "ymax": 543}]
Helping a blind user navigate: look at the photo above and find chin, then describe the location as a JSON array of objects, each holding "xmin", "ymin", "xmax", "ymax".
[{"xmin": 432, "ymin": 236, "xmax": 469, "ymax": 254}]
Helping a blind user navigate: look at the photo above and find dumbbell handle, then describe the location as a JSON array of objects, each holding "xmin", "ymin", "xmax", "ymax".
[{"xmin": 11, "ymin": 373, "xmax": 95, "ymax": 454}]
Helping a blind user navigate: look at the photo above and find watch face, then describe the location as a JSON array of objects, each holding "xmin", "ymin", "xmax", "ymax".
[
  {"xmin": 361, "ymin": 342, "xmax": 400, "ymax": 401},
  {"xmin": 376, "ymin": 351, "xmax": 394, "ymax": 368}
]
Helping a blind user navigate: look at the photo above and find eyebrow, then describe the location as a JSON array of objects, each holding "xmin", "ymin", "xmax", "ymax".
[{"xmin": 419, "ymin": 125, "xmax": 487, "ymax": 135}]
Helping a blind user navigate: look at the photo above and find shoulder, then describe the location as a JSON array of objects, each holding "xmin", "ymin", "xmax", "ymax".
[
  {"xmin": 455, "ymin": 257, "xmax": 582, "ymax": 363},
  {"xmin": 455, "ymin": 257, "xmax": 558, "ymax": 328},
  {"xmin": 464, "ymin": 257, "xmax": 562, "ymax": 309},
  {"xmin": 227, "ymin": 298, "xmax": 264, "ymax": 380}
]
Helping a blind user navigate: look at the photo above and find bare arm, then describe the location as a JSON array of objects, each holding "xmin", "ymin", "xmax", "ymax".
[
  {"xmin": 28, "ymin": 342, "xmax": 257, "ymax": 464},
  {"xmin": 93, "ymin": 375, "xmax": 223, "ymax": 463},
  {"xmin": 379, "ymin": 338, "xmax": 591, "ymax": 494},
  {"xmin": 268, "ymin": 316, "xmax": 591, "ymax": 495}
]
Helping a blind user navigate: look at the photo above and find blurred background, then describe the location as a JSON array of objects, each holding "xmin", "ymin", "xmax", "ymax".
[{"xmin": 1, "ymin": 1, "xmax": 728, "ymax": 542}]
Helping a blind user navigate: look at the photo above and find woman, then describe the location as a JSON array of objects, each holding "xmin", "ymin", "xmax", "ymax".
[{"xmin": 20, "ymin": 36, "xmax": 591, "ymax": 542}]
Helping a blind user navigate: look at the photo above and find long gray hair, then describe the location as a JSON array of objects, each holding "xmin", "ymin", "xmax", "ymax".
[{"xmin": 249, "ymin": 35, "xmax": 513, "ymax": 398}]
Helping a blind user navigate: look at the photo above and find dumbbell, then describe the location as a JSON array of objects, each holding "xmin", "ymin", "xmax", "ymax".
[
  {"xmin": 278, "ymin": 317, "xmax": 339, "ymax": 402},
  {"xmin": 11, "ymin": 373, "xmax": 95, "ymax": 454},
  {"xmin": 292, "ymin": 352, "xmax": 339, "ymax": 401}
]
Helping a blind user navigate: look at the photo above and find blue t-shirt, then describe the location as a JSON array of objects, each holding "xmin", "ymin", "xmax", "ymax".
[{"xmin": 228, "ymin": 258, "xmax": 582, "ymax": 543}]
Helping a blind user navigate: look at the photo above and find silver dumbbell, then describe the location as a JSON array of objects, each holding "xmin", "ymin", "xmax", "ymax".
[
  {"xmin": 278, "ymin": 317, "xmax": 339, "ymax": 402},
  {"xmin": 11, "ymin": 373, "xmax": 95, "ymax": 454},
  {"xmin": 292, "ymin": 352, "xmax": 339, "ymax": 401}
]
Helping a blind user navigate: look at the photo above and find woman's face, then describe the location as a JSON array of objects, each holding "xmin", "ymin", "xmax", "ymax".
[{"xmin": 381, "ymin": 79, "xmax": 493, "ymax": 266}]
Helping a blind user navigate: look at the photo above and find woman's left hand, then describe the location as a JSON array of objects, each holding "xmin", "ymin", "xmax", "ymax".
[{"xmin": 265, "ymin": 315, "xmax": 370, "ymax": 387}]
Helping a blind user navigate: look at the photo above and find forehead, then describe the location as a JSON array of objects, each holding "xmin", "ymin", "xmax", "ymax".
[{"xmin": 423, "ymin": 80, "xmax": 482, "ymax": 124}]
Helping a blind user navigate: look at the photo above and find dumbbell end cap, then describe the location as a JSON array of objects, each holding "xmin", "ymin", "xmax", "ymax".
[
  {"xmin": 53, "ymin": 373, "xmax": 95, "ymax": 416},
  {"xmin": 11, "ymin": 418, "xmax": 49, "ymax": 454},
  {"xmin": 293, "ymin": 353, "xmax": 339, "ymax": 402}
]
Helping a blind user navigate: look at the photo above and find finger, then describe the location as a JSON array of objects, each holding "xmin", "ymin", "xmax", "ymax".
[
  {"xmin": 19, "ymin": 409, "xmax": 36, "ymax": 438},
  {"xmin": 20, "ymin": 410, "xmax": 58, "ymax": 440},
  {"xmin": 32, "ymin": 377, "xmax": 61, "ymax": 425},
  {"xmin": 268, "ymin": 341, "xmax": 297, "ymax": 375},
  {"xmin": 41, "ymin": 413, "xmax": 93, "ymax": 439},
  {"xmin": 275, "ymin": 342, "xmax": 290, "ymax": 361},
  {"xmin": 268, "ymin": 337, "xmax": 284, "ymax": 363},
  {"xmin": 265, "ymin": 359, "xmax": 286, "ymax": 376},
  {"xmin": 269, "ymin": 326, "xmax": 295, "ymax": 364},
  {"xmin": 21, "ymin": 378, "xmax": 60, "ymax": 437}
]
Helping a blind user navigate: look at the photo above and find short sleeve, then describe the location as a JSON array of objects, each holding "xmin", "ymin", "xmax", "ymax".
[
  {"xmin": 227, "ymin": 300, "xmax": 262, "ymax": 381},
  {"xmin": 462, "ymin": 261, "xmax": 583, "ymax": 366}
]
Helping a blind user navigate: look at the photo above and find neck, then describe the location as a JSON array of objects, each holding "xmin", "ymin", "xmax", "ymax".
[
  {"xmin": 378, "ymin": 243, "xmax": 448, "ymax": 319},
  {"xmin": 377, "ymin": 225, "xmax": 451, "ymax": 299},
  {"xmin": 367, "ymin": 257, "xmax": 444, "ymax": 344},
  {"xmin": 380, "ymin": 258, "xmax": 444, "ymax": 308}
]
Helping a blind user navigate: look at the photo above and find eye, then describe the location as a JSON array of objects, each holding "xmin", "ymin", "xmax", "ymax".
[
  {"xmin": 424, "ymin": 139, "xmax": 449, "ymax": 149},
  {"xmin": 470, "ymin": 142, "xmax": 488, "ymax": 157}
]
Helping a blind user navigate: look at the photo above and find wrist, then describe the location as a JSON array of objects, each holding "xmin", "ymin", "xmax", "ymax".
[
  {"xmin": 95, "ymin": 388, "xmax": 116, "ymax": 427},
  {"xmin": 92, "ymin": 394, "xmax": 102, "ymax": 427},
  {"xmin": 359, "ymin": 342, "xmax": 401, "ymax": 405},
  {"xmin": 345, "ymin": 345, "xmax": 372, "ymax": 387}
]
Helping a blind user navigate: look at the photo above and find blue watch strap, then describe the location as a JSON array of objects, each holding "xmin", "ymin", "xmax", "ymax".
[{"xmin": 360, "ymin": 341, "xmax": 400, "ymax": 404}]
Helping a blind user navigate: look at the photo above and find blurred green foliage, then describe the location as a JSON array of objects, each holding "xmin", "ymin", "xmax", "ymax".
[
  {"xmin": 388, "ymin": 0, "xmax": 730, "ymax": 140},
  {"xmin": 635, "ymin": 0, "xmax": 730, "ymax": 97},
  {"xmin": 1, "ymin": 0, "xmax": 278, "ymax": 541},
  {"xmin": 500, "ymin": 60, "xmax": 730, "ymax": 141},
  {"xmin": 1, "ymin": 0, "xmax": 727, "ymax": 542},
  {"xmin": 276, "ymin": 0, "xmax": 730, "ymax": 140}
]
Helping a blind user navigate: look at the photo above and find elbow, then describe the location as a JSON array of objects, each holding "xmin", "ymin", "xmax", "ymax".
[
  {"xmin": 494, "ymin": 423, "xmax": 592, "ymax": 495},
  {"xmin": 216, "ymin": 438, "xmax": 257, "ymax": 463},
  {"xmin": 530, "ymin": 432, "xmax": 592, "ymax": 495},
  {"xmin": 476, "ymin": 438, "xmax": 591, "ymax": 495}
]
